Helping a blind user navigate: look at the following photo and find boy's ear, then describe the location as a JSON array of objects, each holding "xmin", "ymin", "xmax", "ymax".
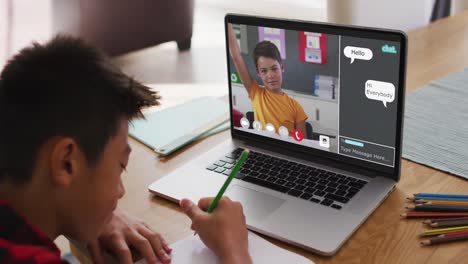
[
  {"xmin": 281, "ymin": 64, "xmax": 284, "ymax": 72},
  {"xmin": 49, "ymin": 138, "xmax": 81, "ymax": 188}
]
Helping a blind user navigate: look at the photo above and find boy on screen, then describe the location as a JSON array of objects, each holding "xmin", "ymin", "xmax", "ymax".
[{"xmin": 228, "ymin": 24, "xmax": 308, "ymax": 139}]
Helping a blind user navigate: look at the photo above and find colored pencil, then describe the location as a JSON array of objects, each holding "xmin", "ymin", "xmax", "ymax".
[
  {"xmin": 414, "ymin": 193, "xmax": 468, "ymax": 199},
  {"xmin": 412, "ymin": 196, "xmax": 468, "ymax": 202},
  {"xmin": 207, "ymin": 150, "xmax": 249, "ymax": 213},
  {"xmin": 415, "ymin": 200, "xmax": 468, "ymax": 206},
  {"xmin": 406, "ymin": 204, "xmax": 468, "ymax": 213},
  {"xmin": 194, "ymin": 149, "xmax": 249, "ymax": 236},
  {"xmin": 438, "ymin": 230, "xmax": 468, "ymax": 238},
  {"xmin": 421, "ymin": 226, "xmax": 468, "ymax": 237},
  {"xmin": 421, "ymin": 234, "xmax": 468, "ymax": 246},
  {"xmin": 430, "ymin": 219, "xmax": 468, "ymax": 228},
  {"xmin": 422, "ymin": 217, "xmax": 468, "ymax": 224},
  {"xmin": 401, "ymin": 212, "xmax": 468, "ymax": 218}
]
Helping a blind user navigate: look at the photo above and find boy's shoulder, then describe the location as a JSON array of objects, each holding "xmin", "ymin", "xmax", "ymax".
[
  {"xmin": 0, "ymin": 198, "xmax": 66, "ymax": 264},
  {"xmin": 0, "ymin": 239, "xmax": 66, "ymax": 264},
  {"xmin": 248, "ymin": 80, "xmax": 263, "ymax": 99}
]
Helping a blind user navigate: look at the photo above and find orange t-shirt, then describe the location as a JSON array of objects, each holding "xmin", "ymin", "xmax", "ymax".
[{"xmin": 249, "ymin": 81, "xmax": 308, "ymax": 135}]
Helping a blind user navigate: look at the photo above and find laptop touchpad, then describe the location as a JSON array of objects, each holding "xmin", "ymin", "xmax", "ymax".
[{"xmin": 226, "ymin": 185, "xmax": 285, "ymax": 222}]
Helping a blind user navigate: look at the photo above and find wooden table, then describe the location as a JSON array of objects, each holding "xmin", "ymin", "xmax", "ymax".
[{"xmin": 73, "ymin": 10, "xmax": 468, "ymax": 263}]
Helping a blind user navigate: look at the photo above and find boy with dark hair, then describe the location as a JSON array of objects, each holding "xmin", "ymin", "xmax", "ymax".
[
  {"xmin": 0, "ymin": 36, "xmax": 251, "ymax": 264},
  {"xmin": 252, "ymin": 41, "xmax": 282, "ymax": 70},
  {"xmin": 228, "ymin": 24, "xmax": 308, "ymax": 139}
]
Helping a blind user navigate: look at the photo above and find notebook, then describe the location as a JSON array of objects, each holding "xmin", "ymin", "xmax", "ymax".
[
  {"xmin": 129, "ymin": 96, "xmax": 229, "ymax": 156},
  {"xmin": 134, "ymin": 231, "xmax": 313, "ymax": 264}
]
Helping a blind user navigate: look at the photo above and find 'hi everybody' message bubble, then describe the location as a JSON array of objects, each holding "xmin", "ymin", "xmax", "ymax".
[
  {"xmin": 365, "ymin": 80, "xmax": 395, "ymax": 108},
  {"xmin": 344, "ymin": 46, "xmax": 373, "ymax": 64}
]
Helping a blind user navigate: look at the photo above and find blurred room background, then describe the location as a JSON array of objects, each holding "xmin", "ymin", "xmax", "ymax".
[{"xmin": 1, "ymin": 0, "xmax": 467, "ymax": 83}]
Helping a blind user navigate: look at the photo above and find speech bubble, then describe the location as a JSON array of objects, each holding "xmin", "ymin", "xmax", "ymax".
[
  {"xmin": 365, "ymin": 80, "xmax": 395, "ymax": 108},
  {"xmin": 344, "ymin": 46, "xmax": 373, "ymax": 64}
]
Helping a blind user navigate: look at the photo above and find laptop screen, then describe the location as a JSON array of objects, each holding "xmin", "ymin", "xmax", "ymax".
[{"xmin": 226, "ymin": 15, "xmax": 406, "ymax": 176}]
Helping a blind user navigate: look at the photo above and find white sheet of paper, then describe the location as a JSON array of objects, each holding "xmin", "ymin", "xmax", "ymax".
[{"xmin": 134, "ymin": 231, "xmax": 314, "ymax": 264}]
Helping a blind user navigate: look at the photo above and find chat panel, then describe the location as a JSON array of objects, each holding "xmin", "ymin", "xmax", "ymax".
[{"xmin": 338, "ymin": 36, "xmax": 401, "ymax": 167}]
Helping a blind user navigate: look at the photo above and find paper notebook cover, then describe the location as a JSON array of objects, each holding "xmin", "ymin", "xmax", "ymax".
[
  {"xmin": 129, "ymin": 97, "xmax": 229, "ymax": 156},
  {"xmin": 134, "ymin": 231, "xmax": 314, "ymax": 264}
]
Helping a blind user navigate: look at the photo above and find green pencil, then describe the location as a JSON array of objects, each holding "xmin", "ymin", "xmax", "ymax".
[
  {"xmin": 430, "ymin": 219, "xmax": 468, "ymax": 228},
  {"xmin": 194, "ymin": 149, "xmax": 249, "ymax": 235},
  {"xmin": 207, "ymin": 149, "xmax": 249, "ymax": 212}
]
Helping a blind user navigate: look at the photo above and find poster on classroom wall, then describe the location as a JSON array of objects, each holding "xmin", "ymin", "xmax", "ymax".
[
  {"xmin": 298, "ymin": 32, "xmax": 327, "ymax": 64},
  {"xmin": 258, "ymin": 27, "xmax": 286, "ymax": 59}
]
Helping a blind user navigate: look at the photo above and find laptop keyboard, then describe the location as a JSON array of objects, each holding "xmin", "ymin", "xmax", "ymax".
[{"xmin": 206, "ymin": 148, "xmax": 368, "ymax": 210}]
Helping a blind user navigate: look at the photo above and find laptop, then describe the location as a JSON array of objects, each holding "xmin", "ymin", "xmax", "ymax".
[{"xmin": 149, "ymin": 14, "xmax": 407, "ymax": 256}]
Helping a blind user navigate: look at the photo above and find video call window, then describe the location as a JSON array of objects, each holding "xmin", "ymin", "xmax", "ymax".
[{"xmin": 228, "ymin": 23, "xmax": 400, "ymax": 167}]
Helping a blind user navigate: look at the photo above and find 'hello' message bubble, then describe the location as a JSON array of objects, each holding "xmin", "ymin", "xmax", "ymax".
[
  {"xmin": 344, "ymin": 46, "xmax": 373, "ymax": 64},
  {"xmin": 365, "ymin": 80, "xmax": 395, "ymax": 107}
]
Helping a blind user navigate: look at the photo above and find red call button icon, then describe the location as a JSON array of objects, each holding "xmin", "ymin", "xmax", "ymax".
[{"xmin": 292, "ymin": 129, "xmax": 304, "ymax": 142}]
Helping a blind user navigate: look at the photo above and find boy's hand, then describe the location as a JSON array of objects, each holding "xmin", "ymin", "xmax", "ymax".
[
  {"xmin": 180, "ymin": 197, "xmax": 252, "ymax": 264},
  {"xmin": 226, "ymin": 23, "xmax": 253, "ymax": 94},
  {"xmin": 227, "ymin": 24, "xmax": 236, "ymax": 56},
  {"xmin": 87, "ymin": 208, "xmax": 172, "ymax": 264}
]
